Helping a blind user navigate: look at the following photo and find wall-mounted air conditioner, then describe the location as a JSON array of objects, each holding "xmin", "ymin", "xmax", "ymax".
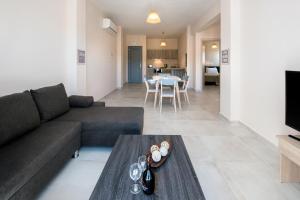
[{"xmin": 102, "ymin": 18, "xmax": 117, "ymax": 34}]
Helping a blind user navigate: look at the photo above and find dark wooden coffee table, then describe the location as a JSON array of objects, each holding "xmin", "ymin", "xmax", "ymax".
[{"xmin": 89, "ymin": 135, "xmax": 206, "ymax": 200}]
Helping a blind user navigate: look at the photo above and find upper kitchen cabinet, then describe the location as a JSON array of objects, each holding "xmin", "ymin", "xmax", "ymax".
[{"xmin": 147, "ymin": 49, "xmax": 178, "ymax": 59}]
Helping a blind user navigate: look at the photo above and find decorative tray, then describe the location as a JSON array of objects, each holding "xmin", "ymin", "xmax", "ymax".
[{"xmin": 148, "ymin": 140, "xmax": 173, "ymax": 168}]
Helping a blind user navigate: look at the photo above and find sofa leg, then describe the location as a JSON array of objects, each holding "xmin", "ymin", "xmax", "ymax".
[{"xmin": 72, "ymin": 150, "xmax": 79, "ymax": 158}]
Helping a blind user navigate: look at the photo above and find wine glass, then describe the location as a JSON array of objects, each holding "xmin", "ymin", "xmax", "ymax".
[
  {"xmin": 129, "ymin": 163, "xmax": 142, "ymax": 194},
  {"xmin": 138, "ymin": 155, "xmax": 147, "ymax": 172}
]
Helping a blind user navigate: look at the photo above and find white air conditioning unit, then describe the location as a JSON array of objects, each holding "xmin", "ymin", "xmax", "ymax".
[{"xmin": 102, "ymin": 18, "xmax": 117, "ymax": 34}]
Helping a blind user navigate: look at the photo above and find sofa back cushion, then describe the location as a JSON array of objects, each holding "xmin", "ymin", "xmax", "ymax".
[
  {"xmin": 0, "ymin": 91, "xmax": 40, "ymax": 146},
  {"xmin": 30, "ymin": 83, "xmax": 70, "ymax": 122}
]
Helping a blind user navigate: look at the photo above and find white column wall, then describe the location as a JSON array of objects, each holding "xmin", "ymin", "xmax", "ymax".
[
  {"xmin": 116, "ymin": 26, "xmax": 123, "ymax": 88},
  {"xmin": 220, "ymin": 0, "xmax": 241, "ymax": 121},
  {"xmin": 195, "ymin": 34, "xmax": 204, "ymax": 91},
  {"xmin": 76, "ymin": 0, "xmax": 87, "ymax": 95},
  {"xmin": 187, "ymin": 26, "xmax": 195, "ymax": 88}
]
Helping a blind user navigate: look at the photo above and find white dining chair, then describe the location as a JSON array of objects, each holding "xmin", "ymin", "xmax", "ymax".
[
  {"xmin": 144, "ymin": 77, "xmax": 158, "ymax": 106},
  {"xmin": 179, "ymin": 76, "xmax": 190, "ymax": 104},
  {"xmin": 159, "ymin": 78, "xmax": 178, "ymax": 112}
]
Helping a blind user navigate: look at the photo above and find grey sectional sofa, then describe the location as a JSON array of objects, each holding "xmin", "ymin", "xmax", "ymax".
[{"xmin": 0, "ymin": 84, "xmax": 144, "ymax": 200}]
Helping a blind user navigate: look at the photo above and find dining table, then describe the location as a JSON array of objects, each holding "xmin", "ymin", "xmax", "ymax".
[{"xmin": 152, "ymin": 75, "xmax": 182, "ymax": 109}]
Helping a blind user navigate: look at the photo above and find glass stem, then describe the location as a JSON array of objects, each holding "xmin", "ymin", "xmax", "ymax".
[{"xmin": 135, "ymin": 181, "xmax": 139, "ymax": 192}]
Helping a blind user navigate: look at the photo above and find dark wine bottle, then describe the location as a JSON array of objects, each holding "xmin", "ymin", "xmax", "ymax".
[{"xmin": 142, "ymin": 156, "xmax": 155, "ymax": 195}]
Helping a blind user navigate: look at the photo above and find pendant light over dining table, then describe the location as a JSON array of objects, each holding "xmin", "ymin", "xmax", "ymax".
[
  {"xmin": 146, "ymin": 11, "xmax": 161, "ymax": 24},
  {"xmin": 160, "ymin": 32, "xmax": 167, "ymax": 47}
]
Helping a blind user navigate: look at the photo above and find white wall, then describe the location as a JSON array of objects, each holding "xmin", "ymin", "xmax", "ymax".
[
  {"xmin": 116, "ymin": 26, "xmax": 124, "ymax": 88},
  {"xmin": 187, "ymin": 26, "xmax": 195, "ymax": 88},
  {"xmin": 238, "ymin": 0, "xmax": 300, "ymax": 144},
  {"xmin": 65, "ymin": 0, "xmax": 87, "ymax": 95},
  {"xmin": 178, "ymin": 32, "xmax": 187, "ymax": 68},
  {"xmin": 220, "ymin": 0, "xmax": 232, "ymax": 120},
  {"xmin": 220, "ymin": 0, "xmax": 300, "ymax": 145},
  {"xmin": 0, "ymin": 0, "xmax": 118, "ymax": 100},
  {"xmin": 65, "ymin": 0, "xmax": 78, "ymax": 94},
  {"xmin": 86, "ymin": 0, "xmax": 117, "ymax": 100},
  {"xmin": 192, "ymin": 2, "xmax": 221, "ymax": 33},
  {"xmin": 0, "ymin": 0, "xmax": 69, "ymax": 96},
  {"xmin": 147, "ymin": 38, "xmax": 178, "ymax": 49},
  {"xmin": 220, "ymin": 0, "xmax": 241, "ymax": 121},
  {"xmin": 124, "ymin": 35, "xmax": 147, "ymax": 82},
  {"xmin": 76, "ymin": 0, "xmax": 87, "ymax": 95},
  {"xmin": 0, "ymin": 0, "xmax": 89, "ymax": 96},
  {"xmin": 203, "ymin": 41, "xmax": 220, "ymax": 66}
]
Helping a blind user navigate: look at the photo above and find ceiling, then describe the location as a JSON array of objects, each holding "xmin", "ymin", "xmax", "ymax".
[{"xmin": 94, "ymin": 0, "xmax": 219, "ymax": 38}]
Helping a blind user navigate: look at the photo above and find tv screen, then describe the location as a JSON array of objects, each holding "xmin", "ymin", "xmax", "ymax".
[{"xmin": 286, "ymin": 71, "xmax": 300, "ymax": 131}]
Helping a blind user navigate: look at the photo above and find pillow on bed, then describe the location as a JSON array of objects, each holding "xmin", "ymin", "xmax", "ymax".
[{"xmin": 206, "ymin": 67, "xmax": 219, "ymax": 75}]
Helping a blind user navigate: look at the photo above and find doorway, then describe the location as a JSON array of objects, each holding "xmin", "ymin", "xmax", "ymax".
[
  {"xmin": 202, "ymin": 40, "xmax": 220, "ymax": 87},
  {"xmin": 128, "ymin": 46, "xmax": 143, "ymax": 83}
]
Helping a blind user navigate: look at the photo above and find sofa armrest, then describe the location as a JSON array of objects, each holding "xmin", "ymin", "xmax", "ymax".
[
  {"xmin": 93, "ymin": 101, "xmax": 106, "ymax": 107},
  {"xmin": 69, "ymin": 95, "xmax": 94, "ymax": 108}
]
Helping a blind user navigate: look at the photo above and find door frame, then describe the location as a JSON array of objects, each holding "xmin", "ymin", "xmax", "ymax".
[
  {"xmin": 195, "ymin": 35, "xmax": 221, "ymax": 91},
  {"xmin": 128, "ymin": 46, "xmax": 143, "ymax": 83},
  {"xmin": 201, "ymin": 39, "xmax": 221, "ymax": 87}
]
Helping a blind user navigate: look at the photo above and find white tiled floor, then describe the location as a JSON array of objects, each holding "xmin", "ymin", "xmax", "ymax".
[{"xmin": 38, "ymin": 84, "xmax": 300, "ymax": 200}]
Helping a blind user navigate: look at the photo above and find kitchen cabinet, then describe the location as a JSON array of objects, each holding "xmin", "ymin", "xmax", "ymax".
[{"xmin": 147, "ymin": 49, "xmax": 178, "ymax": 59}]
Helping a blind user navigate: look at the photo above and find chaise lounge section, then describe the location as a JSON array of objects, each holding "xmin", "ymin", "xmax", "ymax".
[
  {"xmin": 0, "ymin": 84, "xmax": 144, "ymax": 200},
  {"xmin": 55, "ymin": 106, "xmax": 144, "ymax": 146}
]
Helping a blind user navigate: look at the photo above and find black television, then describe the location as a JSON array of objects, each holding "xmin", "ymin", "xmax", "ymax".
[{"xmin": 286, "ymin": 71, "xmax": 300, "ymax": 132}]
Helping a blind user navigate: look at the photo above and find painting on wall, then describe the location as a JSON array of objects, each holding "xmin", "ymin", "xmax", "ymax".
[
  {"xmin": 78, "ymin": 49, "xmax": 86, "ymax": 64},
  {"xmin": 221, "ymin": 49, "xmax": 230, "ymax": 64}
]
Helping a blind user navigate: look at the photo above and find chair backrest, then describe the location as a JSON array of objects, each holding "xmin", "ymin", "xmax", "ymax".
[
  {"xmin": 144, "ymin": 76, "xmax": 150, "ymax": 90},
  {"xmin": 144, "ymin": 76, "xmax": 157, "ymax": 90},
  {"xmin": 159, "ymin": 73, "xmax": 171, "ymax": 77},
  {"xmin": 160, "ymin": 78, "xmax": 177, "ymax": 95},
  {"xmin": 161, "ymin": 68, "xmax": 172, "ymax": 74},
  {"xmin": 182, "ymin": 75, "xmax": 189, "ymax": 91},
  {"xmin": 182, "ymin": 75, "xmax": 189, "ymax": 81},
  {"xmin": 171, "ymin": 68, "xmax": 187, "ymax": 79},
  {"xmin": 146, "ymin": 68, "xmax": 155, "ymax": 79},
  {"xmin": 160, "ymin": 78, "xmax": 177, "ymax": 86}
]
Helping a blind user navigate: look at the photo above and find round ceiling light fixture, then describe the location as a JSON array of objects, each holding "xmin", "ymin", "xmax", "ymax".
[
  {"xmin": 146, "ymin": 12, "xmax": 161, "ymax": 24},
  {"xmin": 211, "ymin": 44, "xmax": 218, "ymax": 49}
]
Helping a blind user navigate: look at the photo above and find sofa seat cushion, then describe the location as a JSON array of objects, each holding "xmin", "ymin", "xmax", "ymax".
[
  {"xmin": 0, "ymin": 121, "xmax": 81, "ymax": 200},
  {"xmin": 0, "ymin": 91, "xmax": 40, "ymax": 147},
  {"xmin": 31, "ymin": 84, "xmax": 70, "ymax": 122},
  {"xmin": 55, "ymin": 106, "xmax": 144, "ymax": 146}
]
